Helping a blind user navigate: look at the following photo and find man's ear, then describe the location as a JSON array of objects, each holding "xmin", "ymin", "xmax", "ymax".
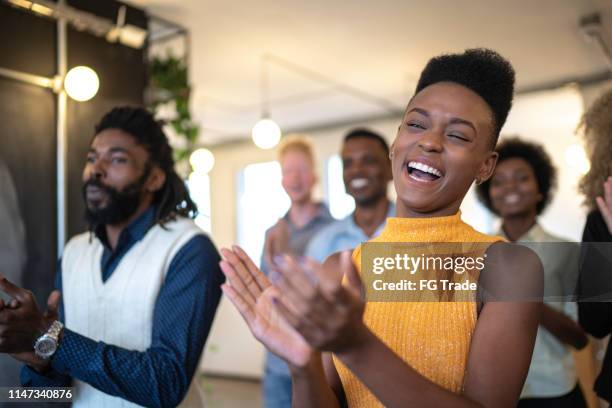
[
  {"xmin": 146, "ymin": 166, "xmax": 166, "ymax": 193},
  {"xmin": 478, "ymin": 151, "xmax": 499, "ymax": 183}
]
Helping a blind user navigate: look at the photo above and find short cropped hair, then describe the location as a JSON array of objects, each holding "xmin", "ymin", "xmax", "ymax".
[
  {"xmin": 277, "ymin": 135, "xmax": 316, "ymax": 166},
  {"xmin": 415, "ymin": 48, "xmax": 515, "ymax": 145},
  {"xmin": 343, "ymin": 128, "xmax": 389, "ymax": 156},
  {"xmin": 476, "ymin": 137, "xmax": 557, "ymax": 215}
]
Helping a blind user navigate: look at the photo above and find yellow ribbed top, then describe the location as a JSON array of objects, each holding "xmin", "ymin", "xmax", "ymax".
[{"xmin": 333, "ymin": 212, "xmax": 502, "ymax": 407}]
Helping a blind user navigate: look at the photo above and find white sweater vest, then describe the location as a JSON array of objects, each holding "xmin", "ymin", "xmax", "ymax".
[{"xmin": 61, "ymin": 217, "xmax": 205, "ymax": 408}]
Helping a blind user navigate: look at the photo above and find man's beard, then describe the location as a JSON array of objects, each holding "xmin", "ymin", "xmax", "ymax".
[
  {"xmin": 82, "ymin": 171, "xmax": 150, "ymax": 227},
  {"xmin": 353, "ymin": 188, "xmax": 386, "ymax": 208}
]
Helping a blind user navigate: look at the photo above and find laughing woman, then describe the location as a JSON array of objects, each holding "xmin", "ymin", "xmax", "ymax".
[{"xmin": 220, "ymin": 49, "xmax": 543, "ymax": 408}]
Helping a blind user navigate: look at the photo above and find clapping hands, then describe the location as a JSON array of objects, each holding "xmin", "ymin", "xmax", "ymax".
[
  {"xmin": 220, "ymin": 246, "xmax": 313, "ymax": 367},
  {"xmin": 220, "ymin": 246, "xmax": 367, "ymax": 368}
]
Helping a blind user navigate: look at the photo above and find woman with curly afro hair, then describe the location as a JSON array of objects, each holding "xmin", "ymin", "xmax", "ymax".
[
  {"xmin": 576, "ymin": 90, "xmax": 612, "ymax": 406},
  {"xmin": 477, "ymin": 137, "xmax": 588, "ymax": 408}
]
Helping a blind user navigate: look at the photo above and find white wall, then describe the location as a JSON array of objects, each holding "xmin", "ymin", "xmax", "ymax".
[{"xmin": 200, "ymin": 85, "xmax": 592, "ymax": 378}]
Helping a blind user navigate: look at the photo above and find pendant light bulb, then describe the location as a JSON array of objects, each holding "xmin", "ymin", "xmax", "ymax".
[
  {"xmin": 64, "ymin": 66, "xmax": 99, "ymax": 101},
  {"xmin": 252, "ymin": 118, "xmax": 281, "ymax": 149}
]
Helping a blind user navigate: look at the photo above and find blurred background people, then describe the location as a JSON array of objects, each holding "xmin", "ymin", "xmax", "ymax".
[
  {"xmin": 576, "ymin": 90, "xmax": 612, "ymax": 406},
  {"xmin": 306, "ymin": 129, "xmax": 394, "ymax": 263},
  {"xmin": 260, "ymin": 136, "xmax": 333, "ymax": 408},
  {"xmin": 0, "ymin": 158, "xmax": 27, "ymax": 394},
  {"xmin": 477, "ymin": 137, "xmax": 588, "ymax": 407}
]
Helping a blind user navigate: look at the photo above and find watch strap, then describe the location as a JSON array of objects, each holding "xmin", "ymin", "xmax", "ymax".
[{"xmin": 45, "ymin": 320, "xmax": 63, "ymax": 342}]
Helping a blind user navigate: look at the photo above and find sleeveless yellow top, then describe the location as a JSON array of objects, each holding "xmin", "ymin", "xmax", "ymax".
[{"xmin": 333, "ymin": 212, "xmax": 502, "ymax": 407}]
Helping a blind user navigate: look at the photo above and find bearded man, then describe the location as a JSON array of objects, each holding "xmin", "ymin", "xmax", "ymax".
[{"xmin": 0, "ymin": 107, "xmax": 224, "ymax": 408}]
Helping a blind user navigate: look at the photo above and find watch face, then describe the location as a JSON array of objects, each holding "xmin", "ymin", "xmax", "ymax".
[{"xmin": 35, "ymin": 336, "xmax": 57, "ymax": 359}]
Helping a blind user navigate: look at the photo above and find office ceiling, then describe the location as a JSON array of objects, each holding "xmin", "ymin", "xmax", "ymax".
[{"xmin": 129, "ymin": 0, "xmax": 612, "ymax": 145}]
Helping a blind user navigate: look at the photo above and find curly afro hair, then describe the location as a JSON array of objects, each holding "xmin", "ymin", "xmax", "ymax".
[
  {"xmin": 415, "ymin": 48, "xmax": 515, "ymax": 145},
  {"xmin": 578, "ymin": 89, "xmax": 612, "ymax": 210},
  {"xmin": 476, "ymin": 137, "xmax": 557, "ymax": 215}
]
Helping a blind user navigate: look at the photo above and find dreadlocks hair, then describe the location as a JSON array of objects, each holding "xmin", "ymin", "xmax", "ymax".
[
  {"xmin": 94, "ymin": 106, "xmax": 198, "ymax": 225},
  {"xmin": 476, "ymin": 137, "xmax": 557, "ymax": 216},
  {"xmin": 414, "ymin": 48, "xmax": 515, "ymax": 146}
]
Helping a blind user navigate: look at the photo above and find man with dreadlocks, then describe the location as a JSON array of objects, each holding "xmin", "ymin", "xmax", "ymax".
[{"xmin": 0, "ymin": 107, "xmax": 224, "ymax": 407}]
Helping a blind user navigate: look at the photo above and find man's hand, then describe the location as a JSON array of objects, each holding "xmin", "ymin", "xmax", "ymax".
[
  {"xmin": 0, "ymin": 276, "xmax": 58, "ymax": 354},
  {"xmin": 10, "ymin": 351, "xmax": 50, "ymax": 373},
  {"xmin": 2, "ymin": 286, "xmax": 61, "ymax": 373},
  {"xmin": 596, "ymin": 176, "xmax": 612, "ymax": 234}
]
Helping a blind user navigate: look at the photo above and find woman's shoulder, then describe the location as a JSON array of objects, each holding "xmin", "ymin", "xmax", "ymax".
[
  {"xmin": 458, "ymin": 219, "xmax": 505, "ymax": 244},
  {"xmin": 485, "ymin": 240, "xmax": 538, "ymax": 259},
  {"xmin": 479, "ymin": 242, "xmax": 544, "ymax": 301}
]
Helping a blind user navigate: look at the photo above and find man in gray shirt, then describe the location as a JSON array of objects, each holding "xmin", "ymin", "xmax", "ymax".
[{"xmin": 260, "ymin": 136, "xmax": 333, "ymax": 408}]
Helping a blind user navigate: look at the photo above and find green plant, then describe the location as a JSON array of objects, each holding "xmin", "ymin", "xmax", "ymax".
[{"xmin": 149, "ymin": 53, "xmax": 199, "ymax": 165}]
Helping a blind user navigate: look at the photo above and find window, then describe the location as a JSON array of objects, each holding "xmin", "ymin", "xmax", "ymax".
[
  {"xmin": 236, "ymin": 161, "xmax": 290, "ymax": 267},
  {"xmin": 187, "ymin": 172, "xmax": 212, "ymax": 233},
  {"xmin": 326, "ymin": 154, "xmax": 354, "ymax": 220}
]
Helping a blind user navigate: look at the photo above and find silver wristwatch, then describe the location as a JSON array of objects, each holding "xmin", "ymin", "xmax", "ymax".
[{"xmin": 34, "ymin": 320, "xmax": 63, "ymax": 359}]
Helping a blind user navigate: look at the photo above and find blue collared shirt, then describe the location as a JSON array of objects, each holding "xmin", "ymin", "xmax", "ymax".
[
  {"xmin": 21, "ymin": 207, "xmax": 224, "ymax": 408},
  {"xmin": 305, "ymin": 201, "xmax": 396, "ymax": 263}
]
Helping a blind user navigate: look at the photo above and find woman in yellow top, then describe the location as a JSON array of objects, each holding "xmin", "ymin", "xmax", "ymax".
[{"xmin": 220, "ymin": 48, "xmax": 543, "ymax": 407}]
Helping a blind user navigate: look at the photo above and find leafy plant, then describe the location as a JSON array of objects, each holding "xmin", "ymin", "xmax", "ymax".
[{"xmin": 148, "ymin": 53, "xmax": 199, "ymax": 165}]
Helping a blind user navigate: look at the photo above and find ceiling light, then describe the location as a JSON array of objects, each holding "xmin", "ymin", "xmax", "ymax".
[
  {"xmin": 252, "ymin": 118, "xmax": 281, "ymax": 149},
  {"xmin": 7, "ymin": 0, "xmax": 31, "ymax": 9},
  {"xmin": 189, "ymin": 148, "xmax": 215, "ymax": 174},
  {"xmin": 252, "ymin": 54, "xmax": 281, "ymax": 149},
  {"xmin": 31, "ymin": 3, "xmax": 53, "ymax": 17},
  {"xmin": 64, "ymin": 66, "xmax": 99, "ymax": 102}
]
